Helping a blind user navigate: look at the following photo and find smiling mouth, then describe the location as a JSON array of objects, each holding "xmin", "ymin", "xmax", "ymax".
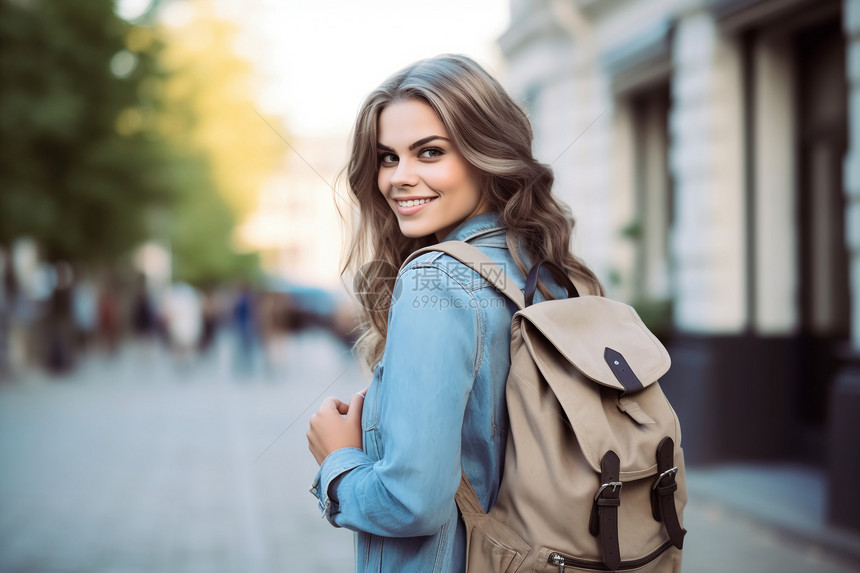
[{"xmin": 395, "ymin": 197, "xmax": 437, "ymax": 208}]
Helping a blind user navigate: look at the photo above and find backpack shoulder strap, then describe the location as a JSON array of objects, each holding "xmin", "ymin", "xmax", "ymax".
[
  {"xmin": 404, "ymin": 241, "xmax": 525, "ymax": 310},
  {"xmin": 405, "ymin": 241, "xmax": 524, "ymax": 516}
]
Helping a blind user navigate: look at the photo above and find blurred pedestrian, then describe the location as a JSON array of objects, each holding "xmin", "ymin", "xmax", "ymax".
[
  {"xmin": 163, "ymin": 282, "xmax": 202, "ymax": 367},
  {"xmin": 198, "ymin": 287, "xmax": 219, "ymax": 355},
  {"xmin": 0, "ymin": 249, "xmax": 11, "ymax": 377},
  {"xmin": 45, "ymin": 263, "xmax": 75, "ymax": 374},
  {"xmin": 232, "ymin": 284, "xmax": 258, "ymax": 376},
  {"xmin": 72, "ymin": 278, "xmax": 97, "ymax": 355},
  {"xmin": 97, "ymin": 279, "xmax": 120, "ymax": 356},
  {"xmin": 131, "ymin": 273, "xmax": 155, "ymax": 339},
  {"xmin": 257, "ymin": 291, "xmax": 290, "ymax": 377}
]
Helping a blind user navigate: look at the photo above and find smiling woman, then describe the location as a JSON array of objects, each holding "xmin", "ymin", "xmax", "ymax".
[
  {"xmin": 376, "ymin": 99, "xmax": 488, "ymax": 240},
  {"xmin": 305, "ymin": 54, "xmax": 603, "ymax": 573}
]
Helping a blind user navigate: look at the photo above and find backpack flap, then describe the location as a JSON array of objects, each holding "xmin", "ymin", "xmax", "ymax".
[
  {"xmin": 518, "ymin": 296, "xmax": 670, "ymax": 392},
  {"xmin": 514, "ymin": 296, "xmax": 678, "ymax": 478}
]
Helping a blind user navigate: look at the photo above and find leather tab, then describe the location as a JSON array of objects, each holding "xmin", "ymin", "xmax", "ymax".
[
  {"xmin": 605, "ymin": 347, "xmax": 644, "ymax": 393},
  {"xmin": 617, "ymin": 396, "xmax": 656, "ymax": 425},
  {"xmin": 651, "ymin": 437, "xmax": 687, "ymax": 549},
  {"xmin": 597, "ymin": 450, "xmax": 621, "ymax": 570}
]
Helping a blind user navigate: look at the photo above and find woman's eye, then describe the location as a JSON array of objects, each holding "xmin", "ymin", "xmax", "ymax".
[
  {"xmin": 379, "ymin": 153, "xmax": 398, "ymax": 166},
  {"xmin": 419, "ymin": 148, "xmax": 443, "ymax": 159}
]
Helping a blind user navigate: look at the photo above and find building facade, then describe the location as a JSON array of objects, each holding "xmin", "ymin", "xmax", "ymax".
[
  {"xmin": 236, "ymin": 135, "xmax": 350, "ymax": 288},
  {"xmin": 500, "ymin": 0, "xmax": 860, "ymax": 532}
]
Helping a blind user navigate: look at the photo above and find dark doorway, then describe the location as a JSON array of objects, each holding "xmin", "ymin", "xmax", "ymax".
[{"xmin": 794, "ymin": 16, "xmax": 850, "ymax": 459}]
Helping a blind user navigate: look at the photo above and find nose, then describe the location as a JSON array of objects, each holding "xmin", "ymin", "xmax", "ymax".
[{"xmin": 389, "ymin": 158, "xmax": 418, "ymax": 188}]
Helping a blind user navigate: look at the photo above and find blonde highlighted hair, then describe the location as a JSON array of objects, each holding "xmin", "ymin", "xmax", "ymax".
[{"xmin": 341, "ymin": 54, "xmax": 603, "ymax": 369}]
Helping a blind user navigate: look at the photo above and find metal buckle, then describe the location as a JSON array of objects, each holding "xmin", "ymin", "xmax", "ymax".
[
  {"xmin": 594, "ymin": 481, "xmax": 623, "ymax": 500},
  {"xmin": 652, "ymin": 466, "xmax": 678, "ymax": 490}
]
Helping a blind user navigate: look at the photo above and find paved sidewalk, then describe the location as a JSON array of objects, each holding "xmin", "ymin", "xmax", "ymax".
[
  {"xmin": 686, "ymin": 463, "xmax": 860, "ymax": 571},
  {"xmin": 0, "ymin": 330, "xmax": 858, "ymax": 572},
  {"xmin": 0, "ymin": 332, "xmax": 361, "ymax": 573}
]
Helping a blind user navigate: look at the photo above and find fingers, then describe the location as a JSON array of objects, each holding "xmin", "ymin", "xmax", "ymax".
[
  {"xmin": 319, "ymin": 396, "xmax": 348, "ymax": 416},
  {"xmin": 306, "ymin": 392, "xmax": 364, "ymax": 466},
  {"xmin": 346, "ymin": 391, "xmax": 365, "ymax": 423},
  {"xmin": 321, "ymin": 396, "xmax": 344, "ymax": 410},
  {"xmin": 314, "ymin": 395, "xmax": 364, "ymax": 421},
  {"xmin": 335, "ymin": 399, "xmax": 350, "ymax": 415}
]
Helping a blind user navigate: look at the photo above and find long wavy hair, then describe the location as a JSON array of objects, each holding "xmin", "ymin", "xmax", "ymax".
[{"xmin": 341, "ymin": 54, "xmax": 603, "ymax": 369}]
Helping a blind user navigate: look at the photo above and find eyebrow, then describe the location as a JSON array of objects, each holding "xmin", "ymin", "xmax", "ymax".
[{"xmin": 377, "ymin": 135, "xmax": 451, "ymax": 153}]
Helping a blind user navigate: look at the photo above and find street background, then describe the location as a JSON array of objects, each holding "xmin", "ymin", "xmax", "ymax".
[
  {"xmin": 1, "ymin": 330, "xmax": 859, "ymax": 573},
  {"xmin": 3, "ymin": 0, "xmax": 860, "ymax": 571}
]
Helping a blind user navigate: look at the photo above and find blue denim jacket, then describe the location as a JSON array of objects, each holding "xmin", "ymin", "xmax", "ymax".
[{"xmin": 310, "ymin": 212, "xmax": 564, "ymax": 572}]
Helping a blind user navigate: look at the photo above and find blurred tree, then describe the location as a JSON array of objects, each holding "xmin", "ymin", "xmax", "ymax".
[
  {"xmin": 154, "ymin": 1, "xmax": 285, "ymax": 285},
  {"xmin": 164, "ymin": 151, "xmax": 260, "ymax": 286},
  {"xmin": 0, "ymin": 0, "xmax": 173, "ymax": 262},
  {"xmin": 0, "ymin": 0, "xmax": 284, "ymax": 286}
]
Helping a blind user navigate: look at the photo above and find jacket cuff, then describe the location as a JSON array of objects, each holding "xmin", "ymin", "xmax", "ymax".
[{"xmin": 308, "ymin": 447, "xmax": 366, "ymax": 525}]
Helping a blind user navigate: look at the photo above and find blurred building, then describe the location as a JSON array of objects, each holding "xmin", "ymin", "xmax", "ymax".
[
  {"xmin": 500, "ymin": 0, "xmax": 859, "ymax": 532},
  {"xmin": 236, "ymin": 135, "xmax": 350, "ymax": 288}
]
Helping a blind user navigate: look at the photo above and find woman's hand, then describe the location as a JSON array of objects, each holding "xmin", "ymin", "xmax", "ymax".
[{"xmin": 307, "ymin": 390, "xmax": 366, "ymax": 466}]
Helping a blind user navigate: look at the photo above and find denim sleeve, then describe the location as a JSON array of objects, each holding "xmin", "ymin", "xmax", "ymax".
[
  {"xmin": 309, "ymin": 447, "xmax": 367, "ymax": 525},
  {"xmin": 315, "ymin": 263, "xmax": 481, "ymax": 537}
]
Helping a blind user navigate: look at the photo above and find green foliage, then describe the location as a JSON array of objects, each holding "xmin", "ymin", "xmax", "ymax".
[
  {"xmin": 0, "ymin": 0, "xmax": 263, "ymax": 286},
  {"xmin": 619, "ymin": 219, "xmax": 643, "ymax": 242},
  {"xmin": 0, "ymin": 0, "xmax": 169, "ymax": 261},
  {"xmin": 166, "ymin": 152, "xmax": 261, "ymax": 287},
  {"xmin": 630, "ymin": 297, "xmax": 673, "ymax": 339}
]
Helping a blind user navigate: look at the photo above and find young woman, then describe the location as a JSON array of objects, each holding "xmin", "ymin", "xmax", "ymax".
[{"xmin": 306, "ymin": 54, "xmax": 603, "ymax": 572}]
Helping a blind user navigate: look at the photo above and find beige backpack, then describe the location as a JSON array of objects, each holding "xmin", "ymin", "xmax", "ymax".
[{"xmin": 407, "ymin": 242, "xmax": 687, "ymax": 572}]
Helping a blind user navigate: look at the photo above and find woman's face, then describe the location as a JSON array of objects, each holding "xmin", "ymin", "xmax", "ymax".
[{"xmin": 376, "ymin": 98, "xmax": 488, "ymax": 241}]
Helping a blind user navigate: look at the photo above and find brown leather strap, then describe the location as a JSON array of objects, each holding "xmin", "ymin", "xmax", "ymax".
[
  {"xmin": 589, "ymin": 450, "xmax": 622, "ymax": 570},
  {"xmin": 454, "ymin": 471, "xmax": 485, "ymax": 517},
  {"xmin": 651, "ymin": 437, "xmax": 686, "ymax": 549}
]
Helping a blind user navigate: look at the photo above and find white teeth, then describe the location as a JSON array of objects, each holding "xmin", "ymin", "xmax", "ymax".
[{"xmin": 397, "ymin": 198, "xmax": 433, "ymax": 207}]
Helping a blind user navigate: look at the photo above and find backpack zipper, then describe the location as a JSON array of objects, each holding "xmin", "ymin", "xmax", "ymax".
[{"xmin": 547, "ymin": 540, "xmax": 673, "ymax": 572}]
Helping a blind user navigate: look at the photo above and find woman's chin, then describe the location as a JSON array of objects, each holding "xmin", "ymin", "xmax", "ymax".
[{"xmin": 396, "ymin": 222, "xmax": 434, "ymax": 240}]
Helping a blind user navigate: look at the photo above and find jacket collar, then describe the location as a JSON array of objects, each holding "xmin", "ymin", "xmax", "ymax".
[{"xmin": 439, "ymin": 211, "xmax": 505, "ymax": 243}]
